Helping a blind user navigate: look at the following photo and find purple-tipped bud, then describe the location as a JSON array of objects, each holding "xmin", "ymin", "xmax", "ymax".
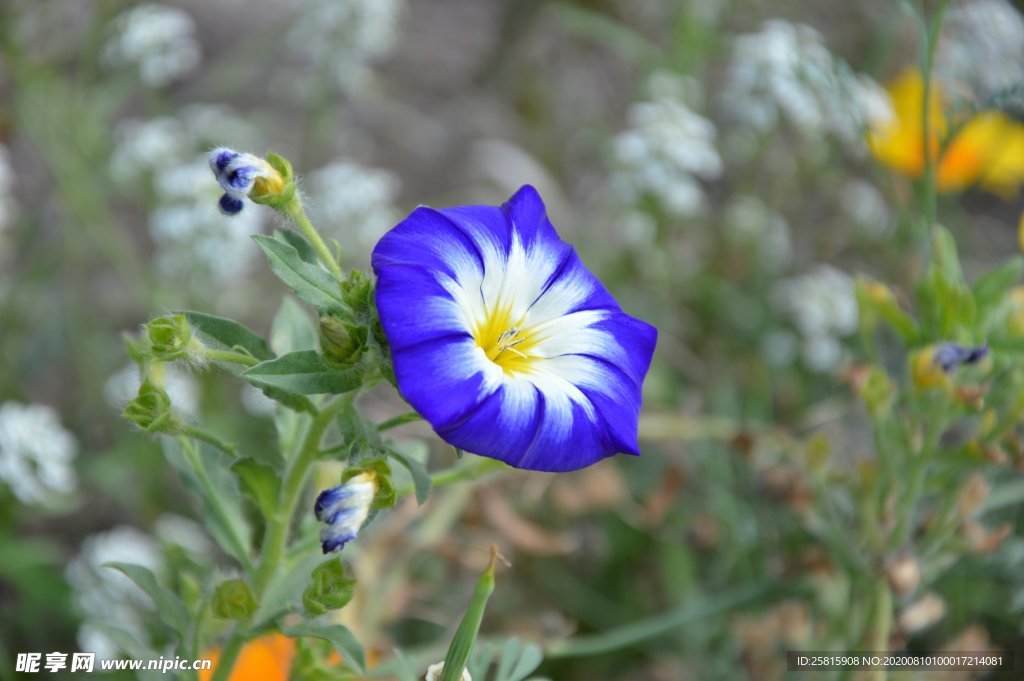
[
  {"xmin": 933, "ymin": 342, "xmax": 989, "ymax": 373},
  {"xmin": 218, "ymin": 194, "xmax": 244, "ymax": 215},
  {"xmin": 314, "ymin": 473, "xmax": 376, "ymax": 554},
  {"xmin": 209, "ymin": 147, "xmax": 240, "ymax": 175}
]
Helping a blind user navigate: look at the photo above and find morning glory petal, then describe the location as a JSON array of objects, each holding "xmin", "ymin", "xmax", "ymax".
[{"xmin": 372, "ymin": 185, "xmax": 657, "ymax": 471}]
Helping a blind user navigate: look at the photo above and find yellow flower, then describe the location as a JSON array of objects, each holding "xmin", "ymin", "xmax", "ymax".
[{"xmin": 867, "ymin": 69, "xmax": 1024, "ymax": 196}]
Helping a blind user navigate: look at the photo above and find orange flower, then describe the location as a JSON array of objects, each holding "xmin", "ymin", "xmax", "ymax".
[
  {"xmin": 199, "ymin": 633, "xmax": 295, "ymax": 681},
  {"xmin": 867, "ymin": 69, "xmax": 1024, "ymax": 196}
]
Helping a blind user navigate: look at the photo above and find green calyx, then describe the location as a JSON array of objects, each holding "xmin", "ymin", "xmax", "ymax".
[
  {"xmin": 146, "ymin": 314, "xmax": 196, "ymax": 362},
  {"xmin": 212, "ymin": 578, "xmax": 258, "ymax": 620},
  {"xmin": 319, "ymin": 315, "xmax": 368, "ymax": 369},
  {"xmin": 123, "ymin": 379, "xmax": 179, "ymax": 434},
  {"xmin": 302, "ymin": 558, "xmax": 356, "ymax": 616},
  {"xmin": 342, "ymin": 457, "xmax": 396, "ymax": 509},
  {"xmin": 249, "ymin": 151, "xmax": 297, "ymax": 210}
]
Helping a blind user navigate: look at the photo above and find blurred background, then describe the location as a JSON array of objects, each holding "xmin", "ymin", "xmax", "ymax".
[{"xmin": 2, "ymin": 0, "xmax": 1024, "ymax": 679}]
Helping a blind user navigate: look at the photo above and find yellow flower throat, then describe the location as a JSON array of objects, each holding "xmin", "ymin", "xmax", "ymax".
[{"xmin": 473, "ymin": 305, "xmax": 538, "ymax": 375}]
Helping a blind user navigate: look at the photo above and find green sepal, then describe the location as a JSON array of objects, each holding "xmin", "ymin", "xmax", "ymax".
[
  {"xmin": 146, "ymin": 314, "xmax": 194, "ymax": 362},
  {"xmin": 264, "ymin": 151, "xmax": 294, "ymax": 179},
  {"xmin": 250, "ymin": 180, "xmax": 297, "ymax": 209},
  {"xmin": 123, "ymin": 379, "xmax": 179, "ymax": 434},
  {"xmin": 212, "ymin": 578, "xmax": 258, "ymax": 620},
  {"xmin": 343, "ymin": 457, "xmax": 396, "ymax": 509},
  {"xmin": 302, "ymin": 558, "xmax": 356, "ymax": 616}
]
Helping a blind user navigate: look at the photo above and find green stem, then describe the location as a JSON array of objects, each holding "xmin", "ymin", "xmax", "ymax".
[
  {"xmin": 180, "ymin": 438, "xmax": 255, "ymax": 573},
  {"xmin": 918, "ymin": 0, "xmax": 949, "ymax": 256},
  {"xmin": 397, "ymin": 458, "xmax": 506, "ymax": 498},
  {"xmin": 209, "ymin": 627, "xmax": 246, "ymax": 681},
  {"xmin": 198, "ymin": 348, "xmax": 260, "ymax": 368},
  {"xmin": 285, "ymin": 197, "xmax": 345, "ymax": 282},
  {"xmin": 252, "ymin": 393, "xmax": 353, "ymax": 596},
  {"xmin": 180, "ymin": 424, "xmax": 237, "ymax": 457},
  {"xmin": 866, "ymin": 583, "xmax": 893, "ymax": 681},
  {"xmin": 378, "ymin": 411, "xmax": 424, "ymax": 432}
]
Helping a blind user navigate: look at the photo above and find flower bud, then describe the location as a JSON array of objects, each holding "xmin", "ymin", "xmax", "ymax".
[
  {"xmin": 319, "ymin": 315, "xmax": 366, "ymax": 368},
  {"xmin": 302, "ymin": 557, "xmax": 355, "ymax": 615},
  {"xmin": 212, "ymin": 578, "xmax": 257, "ymax": 620},
  {"xmin": 208, "ymin": 147, "xmax": 296, "ymax": 215},
  {"xmin": 123, "ymin": 379, "xmax": 179, "ymax": 434},
  {"xmin": 146, "ymin": 314, "xmax": 196, "ymax": 362},
  {"xmin": 314, "ymin": 472, "xmax": 377, "ymax": 554}
]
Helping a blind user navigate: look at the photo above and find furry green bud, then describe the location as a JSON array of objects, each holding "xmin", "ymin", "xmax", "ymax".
[
  {"xmin": 123, "ymin": 379, "xmax": 179, "ymax": 434},
  {"xmin": 146, "ymin": 314, "xmax": 195, "ymax": 362},
  {"xmin": 302, "ymin": 558, "xmax": 356, "ymax": 615},
  {"xmin": 212, "ymin": 578, "xmax": 257, "ymax": 620},
  {"xmin": 319, "ymin": 315, "xmax": 366, "ymax": 368}
]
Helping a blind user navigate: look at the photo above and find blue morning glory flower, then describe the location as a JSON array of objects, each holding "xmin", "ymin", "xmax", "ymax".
[
  {"xmin": 314, "ymin": 473, "xmax": 376, "ymax": 553},
  {"xmin": 371, "ymin": 185, "xmax": 658, "ymax": 472}
]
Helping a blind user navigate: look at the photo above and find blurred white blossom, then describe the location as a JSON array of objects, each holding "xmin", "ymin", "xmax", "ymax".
[
  {"xmin": 109, "ymin": 117, "xmax": 188, "ymax": 184},
  {"xmin": 102, "ymin": 4, "xmax": 201, "ymax": 88},
  {"xmin": 149, "ymin": 156, "xmax": 265, "ymax": 282},
  {"xmin": 773, "ymin": 265, "xmax": 857, "ymax": 372},
  {"xmin": 611, "ymin": 71, "xmax": 722, "ymax": 216},
  {"xmin": 289, "ymin": 0, "xmax": 403, "ymax": 93},
  {"xmin": 0, "ymin": 145, "xmax": 17, "ymax": 238},
  {"xmin": 305, "ymin": 160, "xmax": 401, "ymax": 257},
  {"xmin": 109, "ymin": 113, "xmax": 267, "ymax": 286},
  {"xmin": 0, "ymin": 401, "xmax": 77, "ymax": 505},
  {"xmin": 66, "ymin": 526, "xmax": 162, "ymax": 660},
  {"xmin": 104, "ymin": 364, "xmax": 199, "ymax": 418},
  {"xmin": 154, "ymin": 513, "xmax": 213, "ymax": 556},
  {"xmin": 723, "ymin": 196, "xmax": 793, "ymax": 271},
  {"xmin": 721, "ymin": 20, "xmax": 892, "ymax": 152},
  {"xmin": 840, "ymin": 179, "xmax": 891, "ymax": 238},
  {"xmin": 936, "ymin": 0, "xmax": 1024, "ymax": 100}
]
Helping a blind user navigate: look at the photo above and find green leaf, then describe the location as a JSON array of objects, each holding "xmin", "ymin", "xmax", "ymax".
[
  {"xmin": 495, "ymin": 639, "xmax": 543, "ymax": 681},
  {"xmin": 105, "ymin": 563, "xmax": 190, "ymax": 636},
  {"xmin": 973, "ymin": 256, "xmax": 1024, "ymax": 324},
  {"xmin": 244, "ymin": 350, "xmax": 364, "ymax": 395},
  {"xmin": 278, "ymin": 229, "xmax": 319, "ymax": 265},
  {"xmin": 441, "ymin": 552, "xmax": 499, "ymax": 681},
  {"xmin": 253, "ymin": 234, "xmax": 344, "ymax": 312},
  {"xmin": 389, "ymin": 446, "xmax": 432, "ymax": 505},
  {"xmin": 231, "ymin": 458, "xmax": 282, "ymax": 513},
  {"xmin": 302, "ymin": 558, "xmax": 356, "ymax": 615},
  {"xmin": 181, "ymin": 311, "xmax": 274, "ymax": 361},
  {"xmin": 283, "ymin": 622, "xmax": 366, "ymax": 672},
  {"xmin": 271, "ymin": 296, "xmax": 318, "ymax": 354},
  {"xmin": 250, "ymin": 551, "xmax": 325, "ymax": 628}
]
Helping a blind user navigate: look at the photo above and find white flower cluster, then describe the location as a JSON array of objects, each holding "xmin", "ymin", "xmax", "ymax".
[
  {"xmin": 104, "ymin": 364, "xmax": 199, "ymax": 418},
  {"xmin": 102, "ymin": 4, "xmax": 201, "ymax": 88},
  {"xmin": 67, "ymin": 518, "xmax": 210, "ymax": 660},
  {"xmin": 840, "ymin": 178, "xmax": 891, "ymax": 239},
  {"xmin": 722, "ymin": 196, "xmax": 793, "ymax": 272},
  {"xmin": 288, "ymin": 0, "xmax": 404, "ymax": 93},
  {"xmin": 611, "ymin": 71, "xmax": 723, "ymax": 216},
  {"xmin": 109, "ymin": 113, "xmax": 265, "ymax": 287},
  {"xmin": 425, "ymin": 661, "xmax": 471, "ymax": 681},
  {"xmin": 0, "ymin": 401, "xmax": 77, "ymax": 505},
  {"xmin": 773, "ymin": 265, "xmax": 858, "ymax": 372},
  {"xmin": 936, "ymin": 0, "xmax": 1024, "ymax": 100},
  {"xmin": 721, "ymin": 20, "xmax": 892, "ymax": 151},
  {"xmin": 305, "ymin": 160, "xmax": 401, "ymax": 258}
]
